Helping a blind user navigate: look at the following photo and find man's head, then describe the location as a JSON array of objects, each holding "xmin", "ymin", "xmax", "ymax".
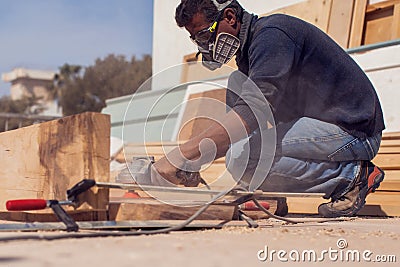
[{"xmin": 175, "ymin": 0, "xmax": 244, "ymax": 70}]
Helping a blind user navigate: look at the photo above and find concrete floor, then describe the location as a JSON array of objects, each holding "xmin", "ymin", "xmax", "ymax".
[{"xmin": 0, "ymin": 217, "xmax": 398, "ymax": 267}]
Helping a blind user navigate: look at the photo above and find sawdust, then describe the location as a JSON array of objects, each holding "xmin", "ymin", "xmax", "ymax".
[{"xmin": 0, "ymin": 217, "xmax": 398, "ymax": 267}]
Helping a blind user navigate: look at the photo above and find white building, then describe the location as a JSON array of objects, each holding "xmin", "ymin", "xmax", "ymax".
[{"xmin": 2, "ymin": 68, "xmax": 61, "ymax": 116}]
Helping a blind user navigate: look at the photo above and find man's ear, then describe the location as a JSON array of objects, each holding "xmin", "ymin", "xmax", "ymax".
[{"xmin": 223, "ymin": 8, "xmax": 237, "ymax": 26}]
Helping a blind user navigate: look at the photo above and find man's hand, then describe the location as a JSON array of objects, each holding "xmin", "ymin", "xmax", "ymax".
[
  {"xmin": 153, "ymin": 110, "xmax": 248, "ymax": 185},
  {"xmin": 152, "ymin": 156, "xmax": 181, "ymax": 185}
]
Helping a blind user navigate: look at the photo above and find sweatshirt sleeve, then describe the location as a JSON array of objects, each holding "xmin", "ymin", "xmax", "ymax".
[{"xmin": 232, "ymin": 26, "xmax": 298, "ymax": 132}]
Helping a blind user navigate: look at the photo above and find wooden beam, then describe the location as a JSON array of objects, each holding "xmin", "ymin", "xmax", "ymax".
[
  {"xmin": 377, "ymin": 170, "xmax": 400, "ymax": 191},
  {"xmin": 372, "ymin": 153, "xmax": 400, "ymax": 169},
  {"xmin": 287, "ymin": 191, "xmax": 400, "ymax": 216},
  {"xmin": 364, "ymin": 9, "xmax": 395, "ymax": 45},
  {"xmin": 380, "ymin": 139, "xmax": 400, "ymax": 147},
  {"xmin": 392, "ymin": 3, "xmax": 400, "ymax": 39},
  {"xmin": 378, "ymin": 146, "xmax": 400, "ymax": 154},
  {"xmin": 108, "ymin": 199, "xmax": 236, "ymax": 221},
  {"xmin": 383, "ymin": 131, "xmax": 400, "ymax": 139},
  {"xmin": 262, "ymin": 0, "xmax": 333, "ymax": 32},
  {"xmin": 0, "ymin": 112, "xmax": 110, "ymax": 212},
  {"xmin": 358, "ymin": 191, "xmax": 400, "ymax": 216},
  {"xmin": 180, "ymin": 53, "xmax": 235, "ymax": 84},
  {"xmin": 349, "ymin": 0, "xmax": 368, "ymax": 48},
  {"xmin": 0, "ymin": 210, "xmax": 107, "ymax": 223},
  {"xmin": 327, "ymin": 0, "xmax": 355, "ymax": 48},
  {"xmin": 177, "ymin": 89, "xmax": 226, "ymax": 141},
  {"xmin": 366, "ymin": 0, "xmax": 400, "ymax": 13},
  {"xmin": 363, "ymin": 0, "xmax": 400, "ymax": 45}
]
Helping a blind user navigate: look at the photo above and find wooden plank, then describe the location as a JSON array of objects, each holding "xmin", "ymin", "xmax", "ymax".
[
  {"xmin": 0, "ymin": 112, "xmax": 110, "ymax": 211},
  {"xmin": 363, "ymin": 0, "xmax": 400, "ymax": 45},
  {"xmin": 378, "ymin": 181, "xmax": 400, "ymax": 191},
  {"xmin": 372, "ymin": 153, "xmax": 400, "ymax": 169},
  {"xmin": 392, "ymin": 3, "xmax": 400, "ymax": 39},
  {"xmin": 287, "ymin": 191, "xmax": 400, "ymax": 216},
  {"xmin": 358, "ymin": 191, "xmax": 400, "ymax": 216},
  {"xmin": 263, "ymin": 0, "xmax": 333, "ymax": 32},
  {"xmin": 380, "ymin": 169, "xmax": 400, "ymax": 181},
  {"xmin": 378, "ymin": 146, "xmax": 400, "ymax": 154},
  {"xmin": 382, "ymin": 131, "xmax": 400, "ymax": 139},
  {"xmin": 180, "ymin": 56, "xmax": 235, "ymax": 84},
  {"xmin": 349, "ymin": 0, "xmax": 368, "ymax": 48},
  {"xmin": 286, "ymin": 197, "xmax": 322, "ymax": 214},
  {"xmin": 377, "ymin": 170, "xmax": 400, "ymax": 191},
  {"xmin": 189, "ymin": 90, "xmax": 227, "ymax": 140},
  {"xmin": 327, "ymin": 0, "xmax": 355, "ymax": 48},
  {"xmin": 380, "ymin": 139, "xmax": 400, "ymax": 146},
  {"xmin": 364, "ymin": 9, "xmax": 394, "ymax": 45},
  {"xmin": 108, "ymin": 199, "xmax": 236, "ymax": 221},
  {"xmin": 177, "ymin": 92, "xmax": 205, "ymax": 141},
  {"xmin": 366, "ymin": 0, "xmax": 400, "ymax": 13},
  {"xmin": 178, "ymin": 89, "xmax": 227, "ymax": 141},
  {"xmin": 0, "ymin": 210, "xmax": 107, "ymax": 223}
]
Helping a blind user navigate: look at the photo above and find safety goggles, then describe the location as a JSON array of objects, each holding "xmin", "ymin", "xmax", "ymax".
[{"xmin": 190, "ymin": 20, "xmax": 219, "ymax": 49}]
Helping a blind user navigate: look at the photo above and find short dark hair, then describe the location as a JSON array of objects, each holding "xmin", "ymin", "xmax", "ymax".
[{"xmin": 175, "ymin": 0, "xmax": 244, "ymax": 28}]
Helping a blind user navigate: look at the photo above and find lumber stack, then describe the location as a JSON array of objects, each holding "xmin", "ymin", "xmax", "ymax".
[
  {"xmin": 360, "ymin": 132, "xmax": 400, "ymax": 216},
  {"xmin": 0, "ymin": 112, "xmax": 110, "ymax": 218},
  {"xmin": 372, "ymin": 132, "xmax": 400, "ymax": 191},
  {"xmin": 288, "ymin": 132, "xmax": 400, "ymax": 216}
]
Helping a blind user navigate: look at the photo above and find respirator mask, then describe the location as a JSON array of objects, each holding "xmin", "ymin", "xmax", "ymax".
[{"xmin": 191, "ymin": 0, "xmax": 241, "ymax": 71}]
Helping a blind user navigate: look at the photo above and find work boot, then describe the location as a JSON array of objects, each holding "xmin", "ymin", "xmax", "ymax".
[{"xmin": 318, "ymin": 161, "xmax": 385, "ymax": 218}]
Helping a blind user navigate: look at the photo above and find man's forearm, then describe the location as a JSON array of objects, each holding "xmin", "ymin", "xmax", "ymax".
[{"xmin": 179, "ymin": 110, "xmax": 250, "ymax": 163}]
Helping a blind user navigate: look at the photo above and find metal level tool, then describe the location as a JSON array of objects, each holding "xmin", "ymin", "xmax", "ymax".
[
  {"xmin": 96, "ymin": 181, "xmax": 325, "ymax": 198},
  {"xmin": 5, "ymin": 179, "xmax": 326, "ymax": 233}
]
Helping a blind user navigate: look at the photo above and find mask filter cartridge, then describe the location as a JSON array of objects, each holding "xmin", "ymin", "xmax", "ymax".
[{"xmin": 213, "ymin": 33, "xmax": 240, "ymax": 65}]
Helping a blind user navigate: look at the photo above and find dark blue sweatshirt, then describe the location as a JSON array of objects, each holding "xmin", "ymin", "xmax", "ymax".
[{"xmin": 228, "ymin": 12, "xmax": 385, "ymax": 139}]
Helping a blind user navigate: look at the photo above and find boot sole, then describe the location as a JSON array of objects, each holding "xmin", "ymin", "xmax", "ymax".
[{"xmin": 367, "ymin": 166, "xmax": 385, "ymax": 194}]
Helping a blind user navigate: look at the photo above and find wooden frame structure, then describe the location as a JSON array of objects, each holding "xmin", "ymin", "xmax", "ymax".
[{"xmin": 351, "ymin": 0, "xmax": 400, "ymax": 47}]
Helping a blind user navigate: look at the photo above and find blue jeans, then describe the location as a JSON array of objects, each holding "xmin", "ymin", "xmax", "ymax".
[{"xmin": 226, "ymin": 117, "xmax": 382, "ymax": 199}]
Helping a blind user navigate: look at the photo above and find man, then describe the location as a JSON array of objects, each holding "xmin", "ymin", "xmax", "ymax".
[{"xmin": 153, "ymin": 0, "xmax": 385, "ymax": 218}]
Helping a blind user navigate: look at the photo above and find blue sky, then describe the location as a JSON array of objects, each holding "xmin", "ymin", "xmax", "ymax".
[{"xmin": 0, "ymin": 0, "xmax": 153, "ymax": 96}]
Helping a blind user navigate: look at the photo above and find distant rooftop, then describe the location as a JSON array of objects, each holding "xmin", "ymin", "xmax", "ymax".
[{"xmin": 2, "ymin": 68, "xmax": 56, "ymax": 83}]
